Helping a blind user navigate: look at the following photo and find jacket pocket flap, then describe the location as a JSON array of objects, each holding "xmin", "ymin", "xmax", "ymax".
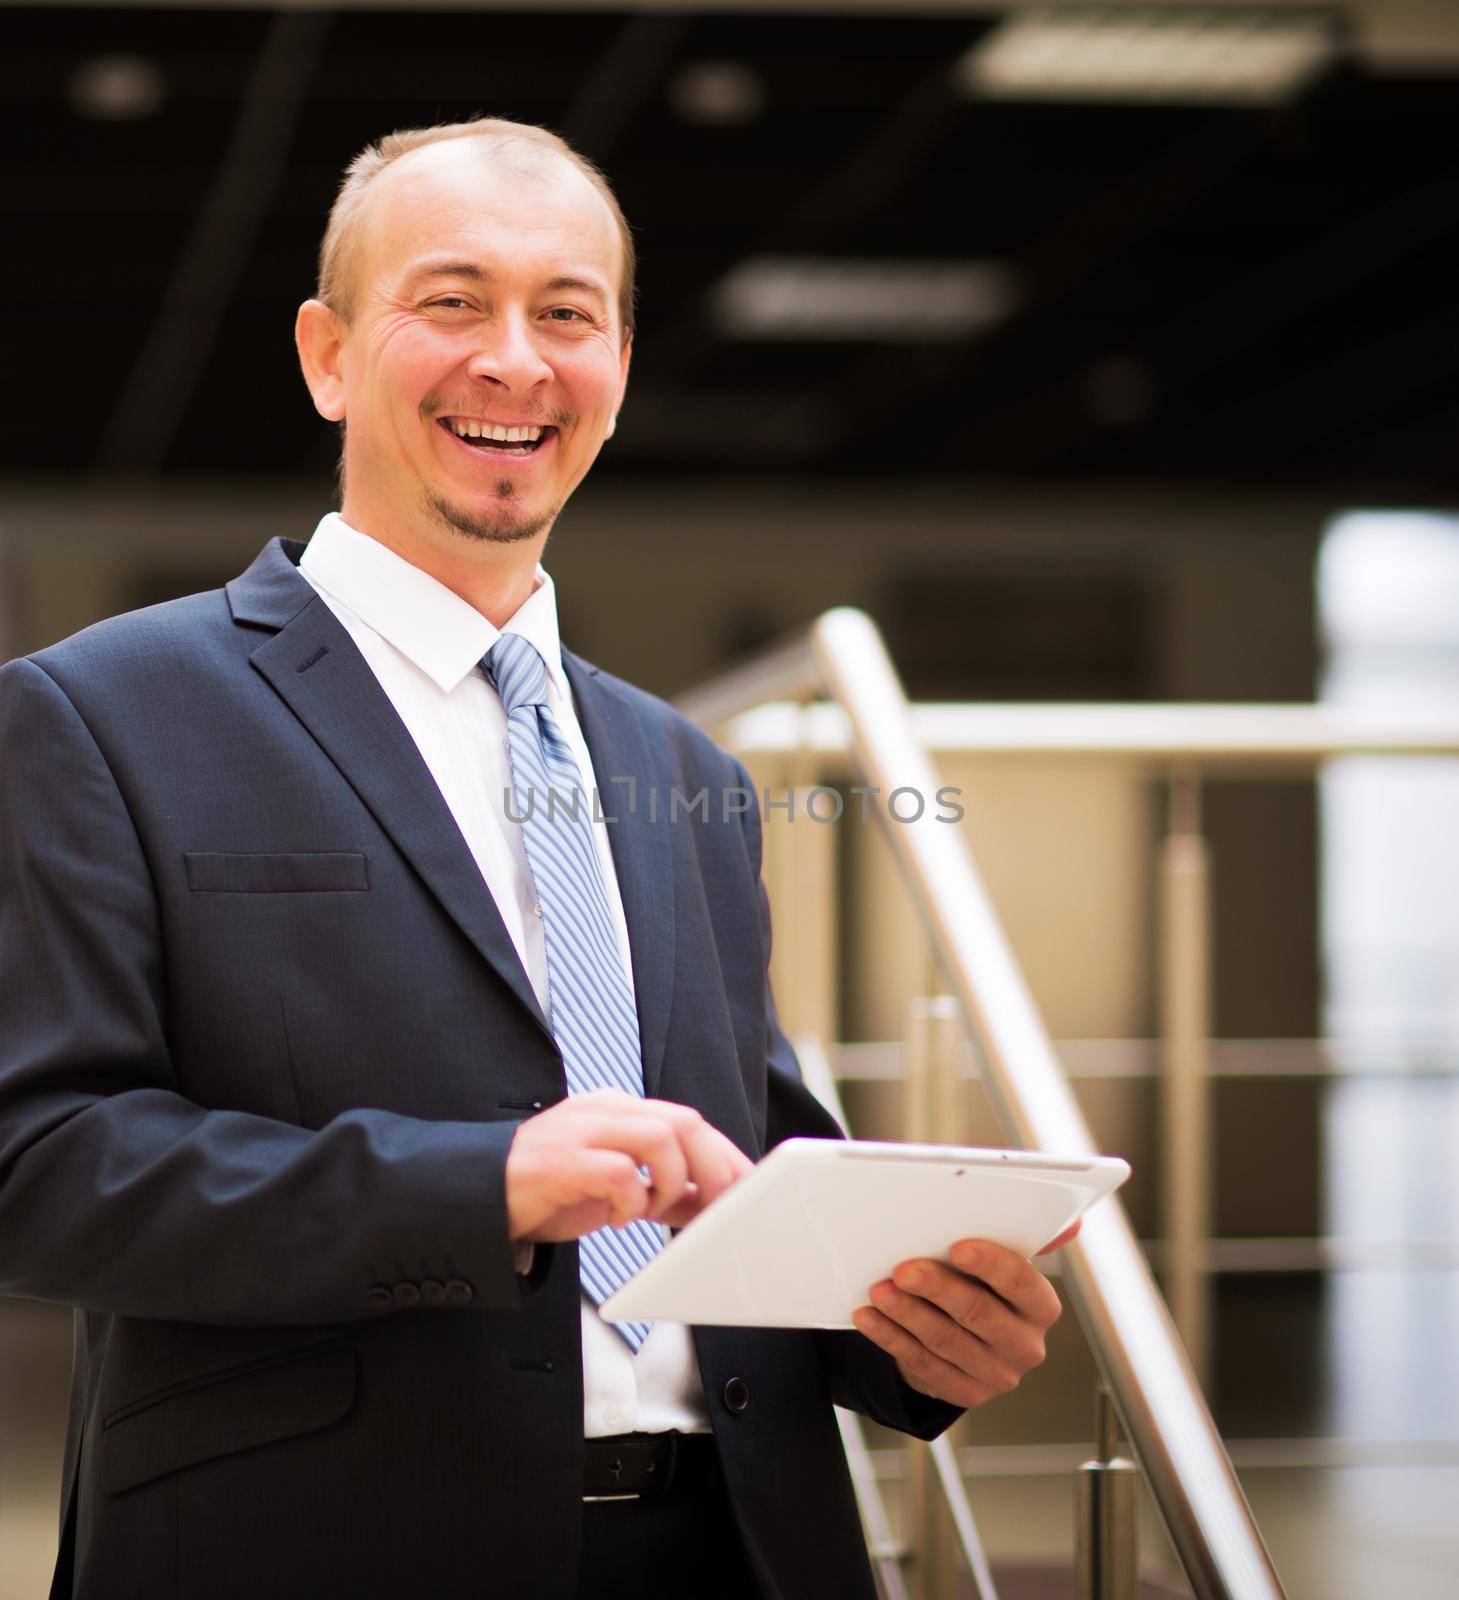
[
  {"xmin": 184, "ymin": 851, "xmax": 369, "ymax": 894},
  {"xmin": 102, "ymin": 1344, "xmax": 357, "ymax": 1494}
]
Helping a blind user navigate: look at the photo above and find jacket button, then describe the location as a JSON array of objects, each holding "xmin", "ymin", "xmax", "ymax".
[
  {"xmin": 420, "ymin": 1278, "xmax": 447, "ymax": 1307},
  {"xmin": 392, "ymin": 1281, "xmax": 422, "ymax": 1306},
  {"xmin": 445, "ymin": 1277, "xmax": 475, "ymax": 1304},
  {"xmin": 365, "ymin": 1285, "xmax": 393, "ymax": 1309},
  {"xmin": 722, "ymin": 1377, "xmax": 751, "ymax": 1414}
]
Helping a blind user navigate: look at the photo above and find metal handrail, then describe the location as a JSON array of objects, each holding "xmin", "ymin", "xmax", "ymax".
[
  {"xmin": 681, "ymin": 697, "xmax": 1459, "ymax": 770},
  {"xmin": 676, "ymin": 608, "xmax": 1289, "ymax": 1600}
]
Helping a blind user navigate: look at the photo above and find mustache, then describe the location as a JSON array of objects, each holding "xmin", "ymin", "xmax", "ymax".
[{"xmin": 422, "ymin": 397, "xmax": 573, "ymax": 429}]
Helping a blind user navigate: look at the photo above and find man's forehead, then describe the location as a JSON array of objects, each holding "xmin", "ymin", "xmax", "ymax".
[{"xmin": 360, "ymin": 139, "xmax": 620, "ymax": 289}]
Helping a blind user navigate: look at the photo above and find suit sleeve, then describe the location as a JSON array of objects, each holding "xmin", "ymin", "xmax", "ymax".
[
  {"xmin": 0, "ymin": 657, "xmax": 538, "ymax": 1325},
  {"xmin": 731, "ymin": 758, "xmax": 962, "ymax": 1441}
]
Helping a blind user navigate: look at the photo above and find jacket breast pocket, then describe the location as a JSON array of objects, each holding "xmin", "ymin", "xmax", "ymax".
[
  {"xmin": 184, "ymin": 851, "xmax": 370, "ymax": 894},
  {"xmin": 102, "ymin": 1342, "xmax": 357, "ymax": 1495}
]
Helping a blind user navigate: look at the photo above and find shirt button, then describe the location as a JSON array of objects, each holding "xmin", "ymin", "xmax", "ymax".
[
  {"xmin": 604, "ymin": 1404, "xmax": 626, "ymax": 1430},
  {"xmin": 533, "ymin": 902, "xmax": 544, "ymax": 919}
]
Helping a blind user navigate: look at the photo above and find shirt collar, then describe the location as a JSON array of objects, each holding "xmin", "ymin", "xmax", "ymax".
[{"xmin": 299, "ymin": 512, "xmax": 569, "ymax": 699}]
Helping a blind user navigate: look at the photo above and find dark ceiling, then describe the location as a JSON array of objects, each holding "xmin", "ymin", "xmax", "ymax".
[{"xmin": 7, "ymin": 5, "xmax": 1459, "ymax": 491}]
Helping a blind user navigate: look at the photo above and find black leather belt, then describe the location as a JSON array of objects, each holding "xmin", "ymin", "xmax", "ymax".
[{"xmin": 582, "ymin": 1431, "xmax": 684, "ymax": 1502}]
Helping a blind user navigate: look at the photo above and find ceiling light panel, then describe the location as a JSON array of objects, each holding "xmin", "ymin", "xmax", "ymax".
[
  {"xmin": 959, "ymin": 7, "xmax": 1340, "ymax": 107},
  {"xmin": 669, "ymin": 61, "xmax": 767, "ymax": 126},
  {"xmin": 69, "ymin": 55, "xmax": 168, "ymax": 122},
  {"xmin": 713, "ymin": 257, "xmax": 1020, "ymax": 342}
]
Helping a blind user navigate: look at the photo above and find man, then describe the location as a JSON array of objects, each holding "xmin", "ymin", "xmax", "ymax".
[{"xmin": 0, "ymin": 118, "xmax": 1067, "ymax": 1599}]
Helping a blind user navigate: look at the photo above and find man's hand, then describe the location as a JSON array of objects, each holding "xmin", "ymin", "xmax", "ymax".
[
  {"xmin": 851, "ymin": 1221, "xmax": 1081, "ymax": 1409},
  {"xmin": 505, "ymin": 1089, "xmax": 753, "ymax": 1244}
]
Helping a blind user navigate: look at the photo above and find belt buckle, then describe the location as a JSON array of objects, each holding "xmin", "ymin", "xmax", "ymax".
[{"xmin": 582, "ymin": 1433, "xmax": 678, "ymax": 1503}]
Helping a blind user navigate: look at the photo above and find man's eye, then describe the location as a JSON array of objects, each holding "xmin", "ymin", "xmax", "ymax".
[
  {"xmin": 428, "ymin": 297, "xmax": 471, "ymax": 311},
  {"xmin": 545, "ymin": 307, "xmax": 589, "ymax": 323}
]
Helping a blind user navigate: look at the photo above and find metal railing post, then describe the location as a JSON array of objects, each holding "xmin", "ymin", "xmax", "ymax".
[
  {"xmin": 903, "ymin": 995, "xmax": 970, "ymax": 1600},
  {"xmin": 763, "ymin": 703, "xmax": 839, "ymax": 1044},
  {"xmin": 836, "ymin": 1406, "xmax": 913, "ymax": 1600},
  {"xmin": 897, "ymin": 999, "xmax": 1008, "ymax": 1600},
  {"xmin": 795, "ymin": 703, "xmax": 841, "ymax": 1048},
  {"xmin": 1077, "ymin": 1383, "xmax": 1141, "ymax": 1600},
  {"xmin": 1159, "ymin": 767, "xmax": 1214, "ymax": 1390},
  {"xmin": 795, "ymin": 1035, "xmax": 914, "ymax": 1600}
]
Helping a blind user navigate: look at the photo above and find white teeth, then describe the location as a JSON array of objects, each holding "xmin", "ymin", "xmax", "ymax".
[{"xmin": 447, "ymin": 419, "xmax": 547, "ymax": 445}]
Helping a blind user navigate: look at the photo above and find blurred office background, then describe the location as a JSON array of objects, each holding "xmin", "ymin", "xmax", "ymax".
[{"xmin": 3, "ymin": 0, "xmax": 1459, "ymax": 1595}]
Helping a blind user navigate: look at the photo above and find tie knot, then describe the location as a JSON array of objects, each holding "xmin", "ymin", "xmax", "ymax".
[{"xmin": 485, "ymin": 633, "xmax": 549, "ymax": 714}]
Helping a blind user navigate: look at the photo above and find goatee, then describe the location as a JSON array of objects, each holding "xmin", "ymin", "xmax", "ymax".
[{"xmin": 424, "ymin": 484, "xmax": 558, "ymax": 545}]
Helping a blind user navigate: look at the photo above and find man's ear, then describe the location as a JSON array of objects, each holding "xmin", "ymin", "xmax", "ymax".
[
  {"xmin": 295, "ymin": 299, "xmax": 347, "ymax": 423},
  {"xmin": 605, "ymin": 335, "xmax": 632, "ymax": 441}
]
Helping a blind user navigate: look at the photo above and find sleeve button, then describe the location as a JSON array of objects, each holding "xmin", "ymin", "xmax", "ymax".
[
  {"xmin": 420, "ymin": 1278, "xmax": 447, "ymax": 1307},
  {"xmin": 722, "ymin": 1377, "xmax": 751, "ymax": 1414},
  {"xmin": 365, "ymin": 1285, "xmax": 394, "ymax": 1309},
  {"xmin": 392, "ymin": 1281, "xmax": 422, "ymax": 1306},
  {"xmin": 445, "ymin": 1277, "xmax": 475, "ymax": 1304}
]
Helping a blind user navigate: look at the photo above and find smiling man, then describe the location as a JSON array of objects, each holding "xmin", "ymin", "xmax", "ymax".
[
  {"xmin": 0, "ymin": 119, "xmax": 1066, "ymax": 1600},
  {"xmin": 297, "ymin": 128, "xmax": 633, "ymax": 585}
]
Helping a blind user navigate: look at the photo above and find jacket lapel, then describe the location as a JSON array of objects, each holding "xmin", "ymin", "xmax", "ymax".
[
  {"xmin": 229, "ymin": 540, "xmax": 553, "ymax": 1043},
  {"xmin": 563, "ymin": 652, "xmax": 676, "ymax": 1100}
]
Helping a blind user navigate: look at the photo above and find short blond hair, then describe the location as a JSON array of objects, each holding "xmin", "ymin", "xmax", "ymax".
[{"xmin": 317, "ymin": 117, "xmax": 636, "ymax": 339}]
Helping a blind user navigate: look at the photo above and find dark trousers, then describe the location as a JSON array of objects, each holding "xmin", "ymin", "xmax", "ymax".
[{"xmin": 577, "ymin": 1435, "xmax": 762, "ymax": 1599}]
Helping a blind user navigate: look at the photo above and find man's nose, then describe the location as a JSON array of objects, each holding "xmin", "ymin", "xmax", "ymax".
[{"xmin": 465, "ymin": 310, "xmax": 554, "ymax": 391}]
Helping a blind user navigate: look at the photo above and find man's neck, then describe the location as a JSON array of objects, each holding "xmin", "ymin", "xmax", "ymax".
[{"xmin": 337, "ymin": 503, "xmax": 548, "ymax": 628}]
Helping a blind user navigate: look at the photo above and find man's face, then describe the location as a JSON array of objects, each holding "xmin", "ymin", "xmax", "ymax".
[{"xmin": 330, "ymin": 141, "xmax": 630, "ymax": 549}]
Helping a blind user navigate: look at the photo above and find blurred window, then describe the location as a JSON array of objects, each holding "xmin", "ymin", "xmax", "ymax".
[
  {"xmin": 1319, "ymin": 512, "xmax": 1459, "ymax": 1061},
  {"xmin": 1318, "ymin": 511, "xmax": 1459, "ymax": 1449}
]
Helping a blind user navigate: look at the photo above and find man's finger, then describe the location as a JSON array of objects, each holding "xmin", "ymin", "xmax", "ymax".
[
  {"xmin": 887, "ymin": 1261, "xmax": 1023, "ymax": 1349},
  {"xmin": 638, "ymin": 1104, "xmax": 746, "ymax": 1203},
  {"xmin": 631, "ymin": 1097, "xmax": 751, "ymax": 1207},
  {"xmin": 881, "ymin": 1269, "xmax": 1048, "ymax": 1373},
  {"xmin": 568, "ymin": 1148, "xmax": 652, "ymax": 1227},
  {"xmin": 657, "ymin": 1188, "xmax": 713, "ymax": 1231},
  {"xmin": 850, "ymin": 1306, "xmax": 1008, "ymax": 1409},
  {"xmin": 506, "ymin": 1094, "xmax": 751, "ymax": 1243},
  {"xmin": 625, "ymin": 1115, "xmax": 692, "ymax": 1219},
  {"xmin": 677, "ymin": 1113, "xmax": 751, "ymax": 1208},
  {"xmin": 577, "ymin": 1105, "xmax": 693, "ymax": 1207},
  {"xmin": 946, "ymin": 1240, "xmax": 1062, "ymax": 1329}
]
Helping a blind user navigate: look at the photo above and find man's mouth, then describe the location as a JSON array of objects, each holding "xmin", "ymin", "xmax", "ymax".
[{"xmin": 437, "ymin": 418, "xmax": 557, "ymax": 455}]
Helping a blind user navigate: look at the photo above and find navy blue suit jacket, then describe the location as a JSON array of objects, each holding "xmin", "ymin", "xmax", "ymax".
[{"xmin": 0, "ymin": 538, "xmax": 956, "ymax": 1599}]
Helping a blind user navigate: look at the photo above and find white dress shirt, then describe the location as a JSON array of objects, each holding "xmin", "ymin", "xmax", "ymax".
[{"xmin": 300, "ymin": 513, "xmax": 710, "ymax": 1437}]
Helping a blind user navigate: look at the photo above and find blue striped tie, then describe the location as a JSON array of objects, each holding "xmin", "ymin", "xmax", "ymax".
[{"xmin": 485, "ymin": 632, "xmax": 663, "ymax": 1351}]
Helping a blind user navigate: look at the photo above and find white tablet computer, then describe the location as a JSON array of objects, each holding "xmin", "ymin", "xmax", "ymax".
[{"xmin": 600, "ymin": 1138, "xmax": 1130, "ymax": 1331}]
